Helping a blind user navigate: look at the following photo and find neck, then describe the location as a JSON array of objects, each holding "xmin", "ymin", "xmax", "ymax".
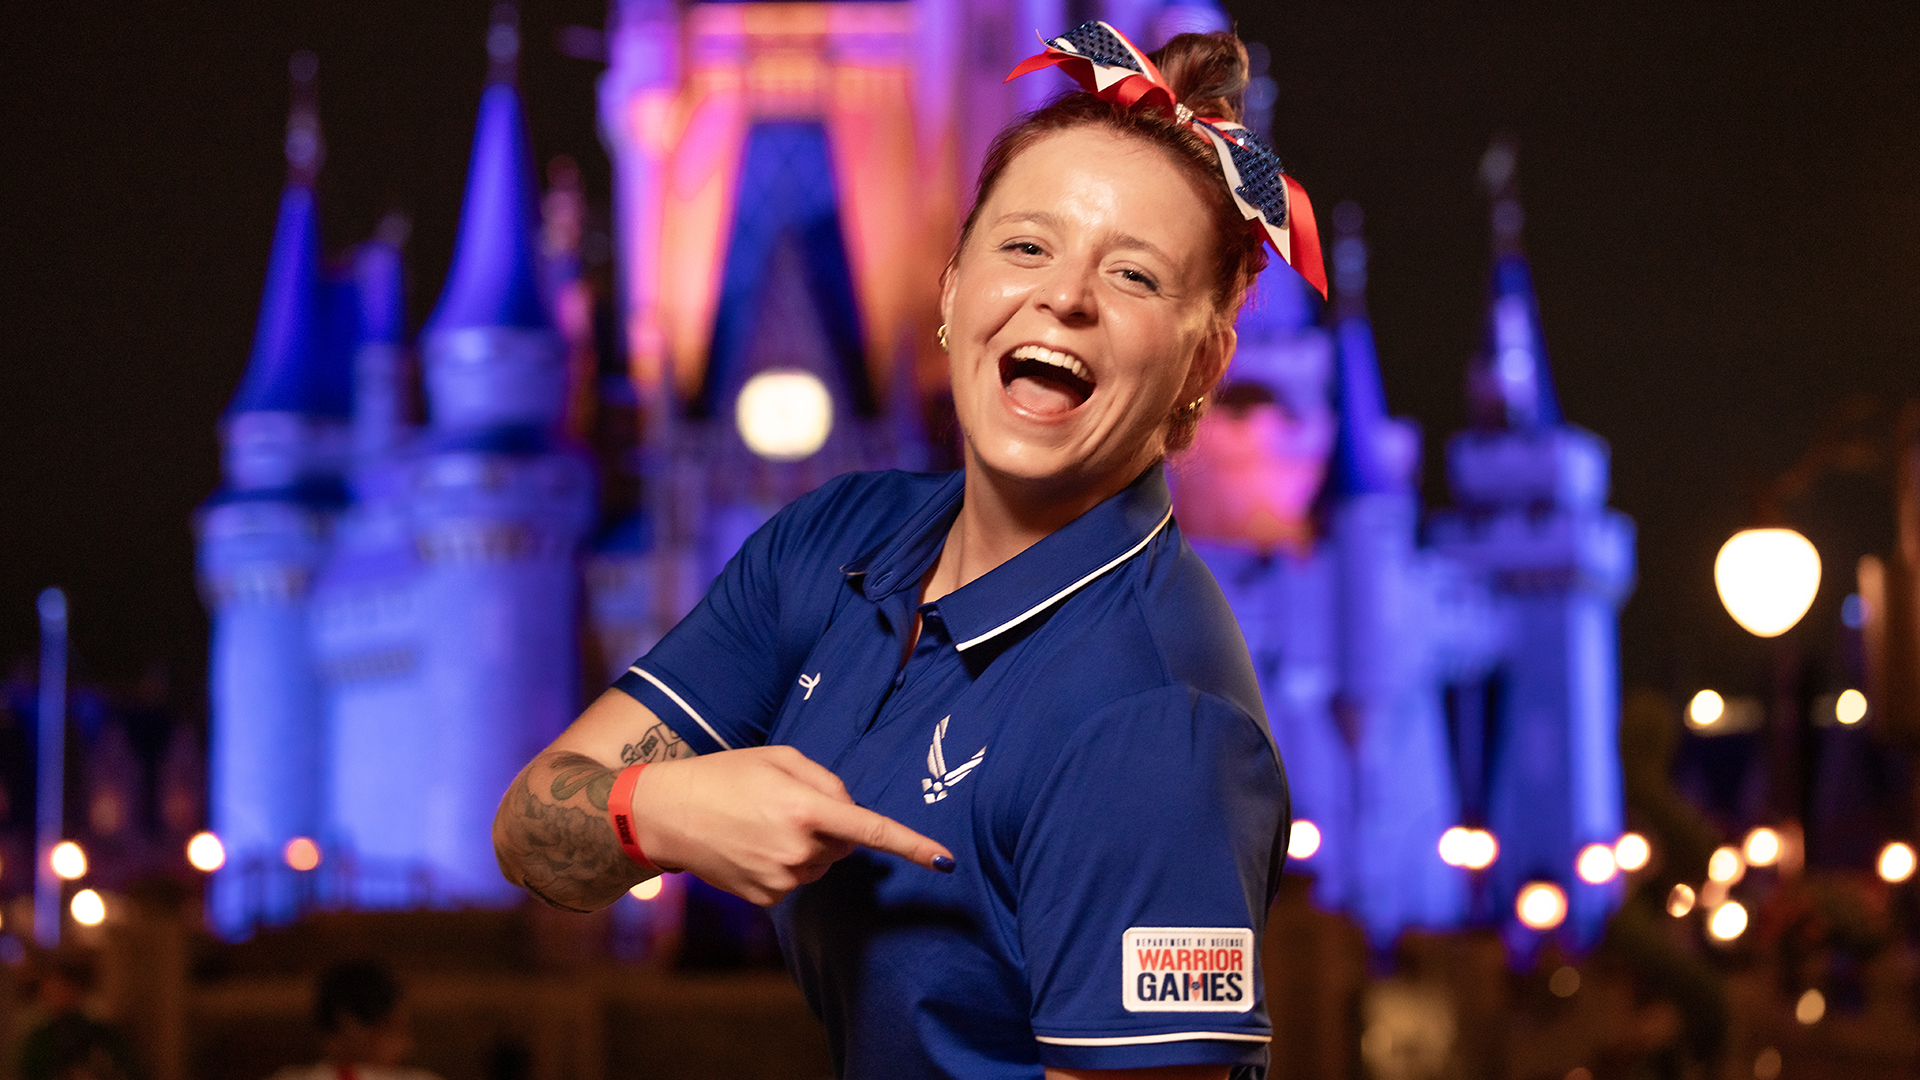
[{"xmin": 923, "ymin": 448, "xmax": 1152, "ymax": 605}]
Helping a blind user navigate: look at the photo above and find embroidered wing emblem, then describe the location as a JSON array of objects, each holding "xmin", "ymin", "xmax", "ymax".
[{"xmin": 923, "ymin": 715, "xmax": 986, "ymax": 803}]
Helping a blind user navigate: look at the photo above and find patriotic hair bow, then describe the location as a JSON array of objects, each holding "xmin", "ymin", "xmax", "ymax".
[{"xmin": 1006, "ymin": 21, "xmax": 1327, "ymax": 299}]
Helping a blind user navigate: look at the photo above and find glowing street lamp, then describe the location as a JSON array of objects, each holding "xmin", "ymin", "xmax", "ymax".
[
  {"xmin": 1878, "ymin": 841, "xmax": 1916, "ymax": 884},
  {"xmin": 1516, "ymin": 882, "xmax": 1567, "ymax": 931},
  {"xmin": 49, "ymin": 841, "xmax": 87, "ymax": 881},
  {"xmin": 736, "ymin": 370, "xmax": 833, "ymax": 461},
  {"xmin": 1613, "ymin": 833, "xmax": 1651, "ymax": 872},
  {"xmin": 1835, "ymin": 689, "xmax": 1868, "ymax": 725},
  {"xmin": 284, "ymin": 837, "xmax": 321, "ymax": 872},
  {"xmin": 1708, "ymin": 900, "xmax": 1749, "ymax": 941},
  {"xmin": 1575, "ymin": 844, "xmax": 1617, "ymax": 885},
  {"xmin": 1715, "ymin": 528, "xmax": 1821, "ymax": 637},
  {"xmin": 70, "ymin": 889, "xmax": 106, "ymax": 927},
  {"xmin": 187, "ymin": 831, "xmax": 226, "ymax": 873},
  {"xmin": 1287, "ymin": 820, "xmax": 1322, "ymax": 860}
]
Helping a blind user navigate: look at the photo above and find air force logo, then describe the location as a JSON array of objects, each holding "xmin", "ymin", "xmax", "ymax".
[
  {"xmin": 922, "ymin": 716, "xmax": 985, "ymax": 803},
  {"xmin": 1121, "ymin": 927, "xmax": 1255, "ymax": 1012}
]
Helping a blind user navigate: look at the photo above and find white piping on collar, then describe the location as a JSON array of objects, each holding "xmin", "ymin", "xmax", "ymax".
[
  {"xmin": 628, "ymin": 666, "xmax": 734, "ymax": 751},
  {"xmin": 952, "ymin": 506, "xmax": 1174, "ymax": 652}
]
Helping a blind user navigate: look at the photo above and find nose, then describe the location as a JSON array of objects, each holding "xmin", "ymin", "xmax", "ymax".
[{"xmin": 1035, "ymin": 252, "xmax": 1098, "ymax": 325}]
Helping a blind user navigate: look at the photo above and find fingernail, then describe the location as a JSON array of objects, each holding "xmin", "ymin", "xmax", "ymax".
[{"xmin": 932, "ymin": 855, "xmax": 956, "ymax": 873}]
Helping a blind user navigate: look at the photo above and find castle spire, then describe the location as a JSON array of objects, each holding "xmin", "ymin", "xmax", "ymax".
[
  {"xmin": 1326, "ymin": 202, "xmax": 1415, "ymax": 497},
  {"xmin": 422, "ymin": 3, "xmax": 551, "ymax": 338},
  {"xmin": 228, "ymin": 51, "xmax": 346, "ymax": 419},
  {"xmin": 1468, "ymin": 137, "xmax": 1562, "ymax": 431}
]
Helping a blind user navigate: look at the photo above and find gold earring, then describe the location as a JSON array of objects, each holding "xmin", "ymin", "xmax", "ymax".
[
  {"xmin": 1173, "ymin": 396, "xmax": 1206, "ymax": 423},
  {"xmin": 936, "ymin": 324, "xmax": 949, "ymax": 352}
]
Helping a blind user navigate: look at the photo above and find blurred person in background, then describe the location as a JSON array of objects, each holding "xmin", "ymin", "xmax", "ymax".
[
  {"xmin": 16, "ymin": 947, "xmax": 144, "ymax": 1080},
  {"xmin": 266, "ymin": 960, "xmax": 442, "ymax": 1080}
]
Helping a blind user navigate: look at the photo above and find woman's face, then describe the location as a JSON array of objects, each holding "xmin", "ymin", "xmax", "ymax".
[{"xmin": 941, "ymin": 126, "xmax": 1233, "ymax": 501}]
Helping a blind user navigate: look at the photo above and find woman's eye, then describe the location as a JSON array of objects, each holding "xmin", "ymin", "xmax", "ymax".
[
  {"xmin": 1003, "ymin": 241, "xmax": 1044, "ymax": 256},
  {"xmin": 1119, "ymin": 268, "xmax": 1159, "ymax": 291}
]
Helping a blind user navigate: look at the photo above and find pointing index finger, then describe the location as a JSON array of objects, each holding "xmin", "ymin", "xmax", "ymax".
[{"xmin": 811, "ymin": 800, "xmax": 956, "ymax": 873}]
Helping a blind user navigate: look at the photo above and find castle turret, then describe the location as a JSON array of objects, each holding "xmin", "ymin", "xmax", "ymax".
[
  {"xmin": 404, "ymin": 4, "xmax": 594, "ymax": 903},
  {"xmin": 1430, "ymin": 140, "xmax": 1636, "ymax": 950},
  {"xmin": 196, "ymin": 51, "xmax": 346, "ymax": 937},
  {"xmin": 1320, "ymin": 204, "xmax": 1469, "ymax": 945},
  {"xmin": 309, "ymin": 218, "xmax": 434, "ymax": 907}
]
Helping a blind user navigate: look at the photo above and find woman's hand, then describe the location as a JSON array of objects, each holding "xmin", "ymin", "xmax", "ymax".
[{"xmin": 634, "ymin": 745, "xmax": 955, "ymax": 907}]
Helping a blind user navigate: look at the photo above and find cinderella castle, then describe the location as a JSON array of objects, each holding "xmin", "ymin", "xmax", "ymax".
[{"xmin": 197, "ymin": 0, "xmax": 1635, "ymax": 952}]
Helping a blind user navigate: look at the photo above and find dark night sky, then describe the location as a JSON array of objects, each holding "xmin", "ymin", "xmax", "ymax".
[{"xmin": 2, "ymin": 1, "xmax": 1917, "ymax": 708}]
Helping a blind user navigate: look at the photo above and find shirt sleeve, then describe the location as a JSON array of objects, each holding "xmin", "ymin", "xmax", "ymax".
[
  {"xmin": 1017, "ymin": 686, "xmax": 1290, "ymax": 1071},
  {"xmin": 611, "ymin": 487, "xmax": 823, "ymax": 754}
]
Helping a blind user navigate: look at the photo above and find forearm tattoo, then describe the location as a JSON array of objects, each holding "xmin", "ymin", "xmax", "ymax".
[
  {"xmin": 622, "ymin": 721, "xmax": 693, "ymax": 765},
  {"xmin": 494, "ymin": 725, "xmax": 694, "ymax": 912}
]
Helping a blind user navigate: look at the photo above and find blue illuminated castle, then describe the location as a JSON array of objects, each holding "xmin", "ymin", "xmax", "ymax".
[
  {"xmin": 199, "ymin": 1, "xmax": 1633, "ymax": 952},
  {"xmin": 1181, "ymin": 145, "xmax": 1634, "ymax": 951}
]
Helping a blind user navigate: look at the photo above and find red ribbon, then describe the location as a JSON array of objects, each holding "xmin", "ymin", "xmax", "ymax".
[{"xmin": 1004, "ymin": 28, "xmax": 1329, "ymax": 300}]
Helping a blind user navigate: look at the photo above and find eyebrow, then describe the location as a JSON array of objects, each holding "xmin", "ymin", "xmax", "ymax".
[{"xmin": 990, "ymin": 211, "xmax": 1176, "ymax": 267}]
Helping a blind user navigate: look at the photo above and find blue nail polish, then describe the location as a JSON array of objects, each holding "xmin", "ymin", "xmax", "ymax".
[{"xmin": 932, "ymin": 855, "xmax": 956, "ymax": 873}]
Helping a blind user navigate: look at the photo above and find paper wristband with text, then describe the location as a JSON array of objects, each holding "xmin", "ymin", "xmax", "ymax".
[{"xmin": 608, "ymin": 763, "xmax": 662, "ymax": 873}]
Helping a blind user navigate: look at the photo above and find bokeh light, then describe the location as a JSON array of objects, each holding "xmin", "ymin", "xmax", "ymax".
[
  {"xmin": 1516, "ymin": 882, "xmax": 1567, "ymax": 931},
  {"xmin": 70, "ymin": 889, "xmax": 105, "ymax": 927},
  {"xmin": 1688, "ymin": 690, "xmax": 1725, "ymax": 727},
  {"xmin": 1613, "ymin": 832, "xmax": 1650, "ymax": 872},
  {"xmin": 1707, "ymin": 846, "xmax": 1744, "ymax": 884},
  {"xmin": 1439, "ymin": 826, "xmax": 1497, "ymax": 869},
  {"xmin": 284, "ymin": 837, "xmax": 321, "ymax": 872},
  {"xmin": 1714, "ymin": 528, "xmax": 1821, "ymax": 637},
  {"xmin": 629, "ymin": 877, "xmax": 664, "ymax": 901},
  {"xmin": 1288, "ymin": 820, "xmax": 1321, "ymax": 860},
  {"xmin": 1575, "ymin": 843, "xmax": 1617, "ymax": 885},
  {"xmin": 1548, "ymin": 966, "xmax": 1581, "ymax": 998},
  {"xmin": 1836, "ymin": 689, "xmax": 1868, "ymax": 725},
  {"xmin": 1708, "ymin": 900, "xmax": 1749, "ymax": 941},
  {"xmin": 1666, "ymin": 883, "xmax": 1696, "ymax": 917},
  {"xmin": 1795, "ymin": 988, "xmax": 1825, "ymax": 1025},
  {"xmin": 736, "ymin": 370, "xmax": 833, "ymax": 461},
  {"xmin": 1877, "ymin": 841, "xmax": 1916, "ymax": 884},
  {"xmin": 1744, "ymin": 828, "xmax": 1781, "ymax": 867},
  {"xmin": 50, "ymin": 841, "xmax": 87, "ymax": 881},
  {"xmin": 187, "ymin": 831, "xmax": 226, "ymax": 873}
]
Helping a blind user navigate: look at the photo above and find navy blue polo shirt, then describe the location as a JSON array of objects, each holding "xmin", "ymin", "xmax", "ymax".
[{"xmin": 614, "ymin": 464, "xmax": 1290, "ymax": 1079}]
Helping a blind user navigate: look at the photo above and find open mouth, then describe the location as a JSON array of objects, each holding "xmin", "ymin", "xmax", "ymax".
[{"xmin": 1000, "ymin": 344, "xmax": 1095, "ymax": 416}]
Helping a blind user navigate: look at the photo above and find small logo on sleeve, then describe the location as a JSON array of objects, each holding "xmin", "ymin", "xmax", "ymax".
[
  {"xmin": 797, "ymin": 673, "xmax": 821, "ymax": 700},
  {"xmin": 1122, "ymin": 927, "xmax": 1255, "ymax": 1013}
]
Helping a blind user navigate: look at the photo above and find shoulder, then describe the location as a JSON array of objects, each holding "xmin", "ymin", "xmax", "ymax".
[{"xmin": 1035, "ymin": 525, "xmax": 1266, "ymax": 726}]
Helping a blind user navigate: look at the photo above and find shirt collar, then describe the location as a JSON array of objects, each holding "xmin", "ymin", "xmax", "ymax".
[{"xmin": 845, "ymin": 463, "xmax": 1175, "ymax": 652}]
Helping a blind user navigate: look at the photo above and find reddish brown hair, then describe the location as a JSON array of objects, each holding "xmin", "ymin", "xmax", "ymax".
[{"xmin": 956, "ymin": 32, "xmax": 1270, "ymax": 326}]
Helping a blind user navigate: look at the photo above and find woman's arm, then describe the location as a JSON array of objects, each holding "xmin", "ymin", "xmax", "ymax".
[
  {"xmin": 492, "ymin": 689, "xmax": 697, "ymax": 912},
  {"xmin": 493, "ymin": 689, "xmax": 957, "ymax": 911}
]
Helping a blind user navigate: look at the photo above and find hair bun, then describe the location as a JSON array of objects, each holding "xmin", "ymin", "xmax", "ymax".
[{"xmin": 1150, "ymin": 32, "xmax": 1249, "ymax": 126}]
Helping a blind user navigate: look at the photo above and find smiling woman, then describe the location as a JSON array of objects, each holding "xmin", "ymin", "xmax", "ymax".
[{"xmin": 494, "ymin": 21, "xmax": 1315, "ymax": 1080}]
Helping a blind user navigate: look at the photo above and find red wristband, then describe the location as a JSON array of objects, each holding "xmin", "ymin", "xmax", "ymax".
[{"xmin": 608, "ymin": 763, "xmax": 661, "ymax": 873}]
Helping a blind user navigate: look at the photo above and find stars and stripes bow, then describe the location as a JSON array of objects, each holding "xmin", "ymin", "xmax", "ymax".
[{"xmin": 1006, "ymin": 21, "xmax": 1328, "ymax": 299}]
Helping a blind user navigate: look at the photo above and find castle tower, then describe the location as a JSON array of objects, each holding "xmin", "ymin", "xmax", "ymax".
[
  {"xmin": 1429, "ymin": 141, "xmax": 1636, "ymax": 948},
  {"xmin": 1321, "ymin": 204, "xmax": 1469, "ymax": 946},
  {"xmin": 1179, "ymin": 259, "xmax": 1352, "ymax": 908},
  {"xmin": 407, "ymin": 7, "xmax": 594, "ymax": 902},
  {"xmin": 309, "ymin": 221, "xmax": 436, "ymax": 907},
  {"xmin": 196, "ymin": 52, "xmax": 348, "ymax": 936}
]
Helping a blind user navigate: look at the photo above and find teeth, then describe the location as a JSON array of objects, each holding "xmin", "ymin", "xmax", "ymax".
[{"xmin": 1010, "ymin": 344, "xmax": 1094, "ymax": 384}]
